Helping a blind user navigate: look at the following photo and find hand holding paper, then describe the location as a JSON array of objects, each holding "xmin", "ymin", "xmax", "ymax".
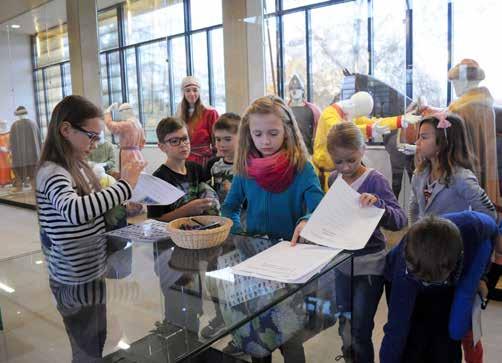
[
  {"xmin": 300, "ymin": 177, "xmax": 385, "ymax": 250},
  {"xmin": 130, "ymin": 172, "xmax": 185, "ymax": 205}
]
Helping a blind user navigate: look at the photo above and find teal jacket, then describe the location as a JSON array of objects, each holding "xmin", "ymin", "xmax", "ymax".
[{"xmin": 222, "ymin": 162, "xmax": 324, "ymax": 241}]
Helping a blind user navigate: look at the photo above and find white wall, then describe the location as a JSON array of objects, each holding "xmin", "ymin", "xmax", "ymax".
[{"xmin": 0, "ymin": 31, "xmax": 35, "ymax": 126}]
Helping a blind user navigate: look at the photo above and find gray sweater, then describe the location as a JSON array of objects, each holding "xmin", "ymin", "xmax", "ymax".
[{"xmin": 409, "ymin": 166, "xmax": 497, "ymax": 224}]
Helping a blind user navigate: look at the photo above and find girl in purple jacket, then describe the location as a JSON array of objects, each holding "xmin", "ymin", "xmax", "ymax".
[{"xmin": 326, "ymin": 122, "xmax": 407, "ymax": 362}]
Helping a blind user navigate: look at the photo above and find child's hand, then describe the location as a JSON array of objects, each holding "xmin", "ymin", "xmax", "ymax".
[
  {"xmin": 359, "ymin": 193, "xmax": 378, "ymax": 207},
  {"xmin": 290, "ymin": 220, "xmax": 307, "ymax": 247},
  {"xmin": 122, "ymin": 160, "xmax": 147, "ymax": 189},
  {"xmin": 184, "ymin": 198, "xmax": 215, "ymax": 215}
]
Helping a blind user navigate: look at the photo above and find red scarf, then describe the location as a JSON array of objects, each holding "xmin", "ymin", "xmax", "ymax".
[{"xmin": 246, "ymin": 151, "xmax": 296, "ymax": 193}]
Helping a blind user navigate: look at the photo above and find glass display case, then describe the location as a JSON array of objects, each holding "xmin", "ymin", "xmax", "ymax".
[{"xmin": 0, "ymin": 232, "xmax": 353, "ymax": 362}]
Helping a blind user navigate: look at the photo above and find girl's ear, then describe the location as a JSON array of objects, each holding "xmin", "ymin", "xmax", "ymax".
[{"xmin": 59, "ymin": 121, "xmax": 72, "ymax": 139}]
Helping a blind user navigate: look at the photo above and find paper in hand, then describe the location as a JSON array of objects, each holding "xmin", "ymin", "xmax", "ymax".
[
  {"xmin": 300, "ymin": 176, "xmax": 385, "ymax": 250},
  {"xmin": 130, "ymin": 172, "xmax": 185, "ymax": 205}
]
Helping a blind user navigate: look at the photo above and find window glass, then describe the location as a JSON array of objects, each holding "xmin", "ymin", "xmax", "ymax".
[
  {"xmin": 98, "ymin": 8, "xmax": 119, "ymax": 51},
  {"xmin": 170, "ymin": 36, "xmax": 187, "ymax": 111},
  {"xmin": 453, "ymin": 0, "xmax": 502, "ymax": 102},
  {"xmin": 34, "ymin": 25, "xmax": 69, "ymax": 67},
  {"xmin": 44, "ymin": 65, "xmax": 63, "ymax": 119},
  {"xmin": 190, "ymin": 0, "xmax": 222, "ymax": 30},
  {"xmin": 412, "ymin": 0, "xmax": 448, "ymax": 107},
  {"xmin": 192, "ymin": 32, "xmax": 210, "ymax": 106},
  {"xmin": 264, "ymin": 15, "xmax": 278, "ymax": 95},
  {"xmin": 124, "ymin": 0, "xmax": 184, "ymax": 45},
  {"xmin": 373, "ymin": 0, "xmax": 406, "ymax": 96},
  {"xmin": 283, "ymin": 11, "xmax": 306, "ymax": 101},
  {"xmin": 283, "ymin": 0, "xmax": 322, "ymax": 10},
  {"xmin": 62, "ymin": 62, "xmax": 72, "ymax": 97},
  {"xmin": 138, "ymin": 41, "xmax": 170, "ymax": 142},
  {"xmin": 211, "ymin": 28, "xmax": 226, "ymax": 113},
  {"xmin": 311, "ymin": 0, "xmax": 368, "ymax": 108},
  {"xmin": 108, "ymin": 51, "xmax": 123, "ymax": 104}
]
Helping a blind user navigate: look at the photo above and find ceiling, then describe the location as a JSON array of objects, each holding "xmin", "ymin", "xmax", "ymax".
[{"xmin": 0, "ymin": 0, "xmax": 123, "ymax": 35}]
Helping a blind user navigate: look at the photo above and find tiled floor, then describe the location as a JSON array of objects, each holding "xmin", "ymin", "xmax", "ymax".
[{"xmin": 0, "ymin": 204, "xmax": 501, "ymax": 362}]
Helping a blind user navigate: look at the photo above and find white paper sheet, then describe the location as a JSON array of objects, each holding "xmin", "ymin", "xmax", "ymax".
[
  {"xmin": 231, "ymin": 241, "xmax": 341, "ymax": 283},
  {"xmin": 130, "ymin": 172, "xmax": 185, "ymax": 205},
  {"xmin": 300, "ymin": 176, "xmax": 385, "ymax": 250},
  {"xmin": 472, "ymin": 295, "xmax": 483, "ymax": 345}
]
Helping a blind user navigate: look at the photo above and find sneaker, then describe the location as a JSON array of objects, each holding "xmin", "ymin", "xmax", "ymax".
[
  {"xmin": 200, "ymin": 317, "xmax": 225, "ymax": 339},
  {"xmin": 222, "ymin": 340, "xmax": 245, "ymax": 357}
]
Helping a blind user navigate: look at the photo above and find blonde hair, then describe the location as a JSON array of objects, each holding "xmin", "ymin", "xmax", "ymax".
[
  {"xmin": 38, "ymin": 96, "xmax": 102, "ymax": 195},
  {"xmin": 327, "ymin": 122, "xmax": 365, "ymax": 157},
  {"xmin": 234, "ymin": 95, "xmax": 308, "ymax": 176}
]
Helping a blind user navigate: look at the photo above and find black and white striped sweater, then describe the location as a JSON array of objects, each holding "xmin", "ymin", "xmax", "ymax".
[{"xmin": 36, "ymin": 162, "xmax": 132, "ymax": 285}]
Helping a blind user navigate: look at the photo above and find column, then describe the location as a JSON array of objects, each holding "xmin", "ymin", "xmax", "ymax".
[
  {"xmin": 66, "ymin": 0, "xmax": 102, "ymax": 107},
  {"xmin": 222, "ymin": 0, "xmax": 266, "ymax": 114}
]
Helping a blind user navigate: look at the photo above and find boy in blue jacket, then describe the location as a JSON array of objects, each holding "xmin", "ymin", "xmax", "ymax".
[{"xmin": 380, "ymin": 211, "xmax": 497, "ymax": 363}]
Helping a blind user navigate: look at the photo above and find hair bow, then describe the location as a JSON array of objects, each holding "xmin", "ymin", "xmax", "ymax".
[{"xmin": 435, "ymin": 111, "xmax": 451, "ymax": 129}]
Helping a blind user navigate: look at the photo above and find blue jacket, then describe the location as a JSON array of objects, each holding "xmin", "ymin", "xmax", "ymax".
[
  {"xmin": 222, "ymin": 162, "xmax": 324, "ymax": 241},
  {"xmin": 380, "ymin": 211, "xmax": 497, "ymax": 363}
]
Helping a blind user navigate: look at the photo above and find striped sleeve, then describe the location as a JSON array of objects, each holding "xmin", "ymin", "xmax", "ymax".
[{"xmin": 42, "ymin": 174, "xmax": 132, "ymax": 225}]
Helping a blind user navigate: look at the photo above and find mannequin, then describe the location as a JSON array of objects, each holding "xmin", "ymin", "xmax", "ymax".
[
  {"xmin": 0, "ymin": 120, "xmax": 12, "ymax": 186},
  {"xmin": 400, "ymin": 59, "xmax": 501, "ymax": 208},
  {"xmin": 287, "ymin": 74, "xmax": 321, "ymax": 154},
  {"xmin": 104, "ymin": 103, "xmax": 145, "ymax": 174},
  {"xmin": 313, "ymin": 91, "xmax": 421, "ymax": 189},
  {"xmin": 10, "ymin": 106, "xmax": 41, "ymax": 191},
  {"xmin": 448, "ymin": 59, "xmax": 500, "ymax": 208}
]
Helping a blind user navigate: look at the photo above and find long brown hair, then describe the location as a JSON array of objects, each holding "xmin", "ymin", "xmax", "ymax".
[
  {"xmin": 234, "ymin": 95, "xmax": 308, "ymax": 176},
  {"xmin": 38, "ymin": 95, "xmax": 102, "ymax": 195},
  {"xmin": 416, "ymin": 112, "xmax": 476, "ymax": 185},
  {"xmin": 179, "ymin": 96, "xmax": 205, "ymax": 131}
]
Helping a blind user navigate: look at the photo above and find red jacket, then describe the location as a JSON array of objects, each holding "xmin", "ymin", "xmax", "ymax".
[{"xmin": 188, "ymin": 107, "xmax": 219, "ymax": 167}]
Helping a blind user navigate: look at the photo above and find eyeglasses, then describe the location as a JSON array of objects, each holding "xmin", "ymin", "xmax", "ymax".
[
  {"xmin": 163, "ymin": 135, "xmax": 190, "ymax": 146},
  {"xmin": 404, "ymin": 249, "xmax": 464, "ymax": 288},
  {"xmin": 404, "ymin": 263, "xmax": 450, "ymax": 287},
  {"xmin": 72, "ymin": 124, "xmax": 101, "ymax": 143}
]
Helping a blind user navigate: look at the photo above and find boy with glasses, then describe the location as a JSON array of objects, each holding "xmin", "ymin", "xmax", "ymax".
[
  {"xmin": 380, "ymin": 211, "xmax": 497, "ymax": 363},
  {"xmin": 147, "ymin": 117, "xmax": 219, "ymax": 222}
]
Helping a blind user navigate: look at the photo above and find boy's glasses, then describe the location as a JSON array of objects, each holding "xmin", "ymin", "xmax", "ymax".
[
  {"xmin": 72, "ymin": 124, "xmax": 101, "ymax": 143},
  {"xmin": 404, "ymin": 249, "xmax": 464, "ymax": 288},
  {"xmin": 404, "ymin": 264, "xmax": 450, "ymax": 287},
  {"xmin": 163, "ymin": 136, "xmax": 190, "ymax": 146}
]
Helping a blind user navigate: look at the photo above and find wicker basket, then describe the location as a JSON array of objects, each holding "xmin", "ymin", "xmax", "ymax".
[{"xmin": 166, "ymin": 215, "xmax": 233, "ymax": 250}]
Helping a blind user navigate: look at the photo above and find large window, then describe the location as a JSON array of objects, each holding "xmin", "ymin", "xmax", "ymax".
[
  {"xmin": 96, "ymin": 0, "xmax": 224, "ymax": 143},
  {"xmin": 32, "ymin": 25, "xmax": 70, "ymax": 134},
  {"xmin": 412, "ymin": 0, "xmax": 448, "ymax": 107},
  {"xmin": 373, "ymin": 0, "xmax": 406, "ymax": 98},
  {"xmin": 453, "ymin": 0, "xmax": 502, "ymax": 103},
  {"xmin": 267, "ymin": 0, "xmax": 487, "ymax": 111},
  {"xmin": 32, "ymin": 0, "xmax": 224, "ymax": 143},
  {"xmin": 266, "ymin": 0, "xmax": 368, "ymax": 109}
]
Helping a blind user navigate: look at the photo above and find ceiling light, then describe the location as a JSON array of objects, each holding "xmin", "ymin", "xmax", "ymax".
[
  {"xmin": 0, "ymin": 282, "xmax": 15, "ymax": 293},
  {"xmin": 10, "ymin": 24, "xmax": 20, "ymax": 29}
]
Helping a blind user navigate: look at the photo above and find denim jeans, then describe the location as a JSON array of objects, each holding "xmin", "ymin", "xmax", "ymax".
[{"xmin": 336, "ymin": 274, "xmax": 384, "ymax": 363}]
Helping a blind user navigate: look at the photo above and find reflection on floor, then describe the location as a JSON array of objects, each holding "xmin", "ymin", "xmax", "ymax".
[{"xmin": 0, "ymin": 205, "xmax": 501, "ymax": 363}]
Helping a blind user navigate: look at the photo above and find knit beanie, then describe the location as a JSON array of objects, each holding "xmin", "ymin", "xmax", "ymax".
[{"xmin": 181, "ymin": 76, "xmax": 201, "ymax": 91}]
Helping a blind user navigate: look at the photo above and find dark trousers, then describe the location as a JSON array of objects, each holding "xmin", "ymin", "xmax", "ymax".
[{"xmin": 402, "ymin": 286, "xmax": 461, "ymax": 363}]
